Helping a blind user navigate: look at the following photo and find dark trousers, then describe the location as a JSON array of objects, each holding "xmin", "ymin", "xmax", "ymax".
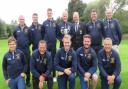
[
  {"xmin": 72, "ymin": 41, "xmax": 83, "ymax": 51},
  {"xmin": 92, "ymin": 45, "xmax": 102, "ymax": 54},
  {"xmin": 60, "ymin": 41, "xmax": 63, "ymax": 48},
  {"xmin": 32, "ymin": 76, "xmax": 53, "ymax": 89},
  {"xmin": 47, "ymin": 45, "xmax": 56, "ymax": 77},
  {"xmin": 101, "ymin": 76, "xmax": 121, "ymax": 89},
  {"xmin": 72, "ymin": 43, "xmax": 82, "ymax": 51},
  {"xmin": 25, "ymin": 52, "xmax": 30, "ymax": 84},
  {"xmin": 21, "ymin": 49, "xmax": 30, "ymax": 84},
  {"xmin": 57, "ymin": 73, "xmax": 75, "ymax": 89}
]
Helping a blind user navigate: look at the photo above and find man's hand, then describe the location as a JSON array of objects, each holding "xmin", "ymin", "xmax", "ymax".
[
  {"xmin": 84, "ymin": 72, "xmax": 91, "ymax": 82},
  {"xmin": 84, "ymin": 72, "xmax": 91, "ymax": 78},
  {"xmin": 107, "ymin": 75, "xmax": 115, "ymax": 84},
  {"xmin": 84, "ymin": 77, "xmax": 89, "ymax": 82},
  {"xmin": 6, "ymin": 79, "xmax": 10, "ymax": 85},
  {"xmin": 39, "ymin": 75, "xmax": 45, "ymax": 82},
  {"xmin": 112, "ymin": 75, "xmax": 115, "ymax": 80},
  {"xmin": 58, "ymin": 71, "xmax": 64, "ymax": 76},
  {"xmin": 64, "ymin": 68, "xmax": 71, "ymax": 75},
  {"xmin": 21, "ymin": 73, "xmax": 26, "ymax": 77},
  {"xmin": 39, "ymin": 81, "xmax": 43, "ymax": 89}
]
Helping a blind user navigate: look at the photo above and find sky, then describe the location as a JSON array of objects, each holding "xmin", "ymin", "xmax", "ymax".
[{"xmin": 0, "ymin": 0, "xmax": 94, "ymax": 26}]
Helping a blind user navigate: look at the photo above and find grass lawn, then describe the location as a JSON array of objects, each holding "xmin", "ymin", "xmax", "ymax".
[{"xmin": 0, "ymin": 39, "xmax": 128, "ymax": 89}]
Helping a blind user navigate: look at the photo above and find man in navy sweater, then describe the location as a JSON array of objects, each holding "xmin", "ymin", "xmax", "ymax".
[
  {"xmin": 2, "ymin": 37, "xmax": 27, "ymax": 89},
  {"xmin": 77, "ymin": 35, "xmax": 98, "ymax": 89},
  {"xmin": 30, "ymin": 40, "xmax": 53, "ymax": 89},
  {"xmin": 56, "ymin": 10, "xmax": 73, "ymax": 47},
  {"xmin": 28, "ymin": 13, "xmax": 42, "ymax": 51},
  {"xmin": 86, "ymin": 9, "xmax": 103, "ymax": 54},
  {"xmin": 98, "ymin": 38, "xmax": 121, "ymax": 89},
  {"xmin": 54, "ymin": 35, "xmax": 77, "ymax": 89},
  {"xmin": 13, "ymin": 15, "xmax": 30, "ymax": 87},
  {"xmin": 41, "ymin": 8, "xmax": 57, "ymax": 80},
  {"xmin": 103, "ymin": 8, "xmax": 122, "ymax": 53}
]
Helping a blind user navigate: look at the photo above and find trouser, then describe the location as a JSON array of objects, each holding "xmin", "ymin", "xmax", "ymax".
[
  {"xmin": 79, "ymin": 74, "xmax": 88, "ymax": 89},
  {"xmin": 60, "ymin": 41, "xmax": 63, "ymax": 48},
  {"xmin": 47, "ymin": 45, "xmax": 56, "ymax": 77},
  {"xmin": 71, "ymin": 33, "xmax": 83, "ymax": 49},
  {"xmin": 72, "ymin": 43, "xmax": 83, "ymax": 51},
  {"xmin": 112, "ymin": 45, "xmax": 119, "ymax": 54},
  {"xmin": 22, "ymin": 49, "xmax": 30, "ymax": 84},
  {"xmin": 101, "ymin": 76, "xmax": 121, "ymax": 89},
  {"xmin": 32, "ymin": 76, "xmax": 53, "ymax": 89},
  {"xmin": 57, "ymin": 73, "xmax": 75, "ymax": 89},
  {"xmin": 8, "ymin": 75, "xmax": 26, "ymax": 89},
  {"xmin": 92, "ymin": 45, "xmax": 103, "ymax": 54}
]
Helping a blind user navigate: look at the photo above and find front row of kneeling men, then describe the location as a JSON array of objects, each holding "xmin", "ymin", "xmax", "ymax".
[{"xmin": 2, "ymin": 34, "xmax": 121, "ymax": 89}]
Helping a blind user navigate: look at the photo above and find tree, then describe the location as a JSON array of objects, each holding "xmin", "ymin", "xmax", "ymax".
[
  {"xmin": 0, "ymin": 19, "xmax": 7, "ymax": 38},
  {"xmin": 6, "ymin": 24, "xmax": 16, "ymax": 37},
  {"xmin": 114, "ymin": 9, "xmax": 128, "ymax": 33},
  {"xmin": 68, "ymin": 0, "xmax": 87, "ymax": 22},
  {"xmin": 108, "ymin": 0, "xmax": 128, "ymax": 13},
  {"xmin": 0, "ymin": 19, "xmax": 17, "ymax": 39}
]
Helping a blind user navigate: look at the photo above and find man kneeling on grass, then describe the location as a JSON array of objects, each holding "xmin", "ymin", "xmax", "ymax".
[
  {"xmin": 2, "ymin": 36, "xmax": 27, "ymax": 89},
  {"xmin": 98, "ymin": 38, "xmax": 122, "ymax": 89},
  {"xmin": 30, "ymin": 40, "xmax": 53, "ymax": 89},
  {"xmin": 54, "ymin": 35, "xmax": 77, "ymax": 89},
  {"xmin": 77, "ymin": 35, "xmax": 98, "ymax": 89}
]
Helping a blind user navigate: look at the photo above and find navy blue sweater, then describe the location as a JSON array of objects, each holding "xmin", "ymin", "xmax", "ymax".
[
  {"xmin": 56, "ymin": 21, "xmax": 73, "ymax": 47},
  {"xmin": 13, "ymin": 25, "xmax": 29, "ymax": 50},
  {"xmin": 54, "ymin": 47, "xmax": 77, "ymax": 73},
  {"xmin": 98, "ymin": 49, "xmax": 121, "ymax": 78},
  {"xmin": 77, "ymin": 47, "xmax": 97, "ymax": 76},
  {"xmin": 86, "ymin": 20, "xmax": 103, "ymax": 46},
  {"xmin": 30, "ymin": 50, "xmax": 52, "ymax": 79},
  {"xmin": 103, "ymin": 18, "xmax": 122, "ymax": 45},
  {"xmin": 41, "ymin": 19, "xmax": 57, "ymax": 50},
  {"xmin": 28, "ymin": 23, "xmax": 42, "ymax": 51},
  {"xmin": 2, "ymin": 49, "xmax": 27, "ymax": 80}
]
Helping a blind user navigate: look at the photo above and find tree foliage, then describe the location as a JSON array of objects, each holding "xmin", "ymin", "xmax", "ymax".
[
  {"xmin": 68, "ymin": 0, "xmax": 87, "ymax": 22},
  {"xmin": 0, "ymin": 19, "xmax": 16, "ymax": 39},
  {"xmin": 114, "ymin": 9, "xmax": 128, "ymax": 33}
]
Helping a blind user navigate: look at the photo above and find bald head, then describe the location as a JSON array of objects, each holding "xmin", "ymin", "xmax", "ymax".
[
  {"xmin": 105, "ymin": 8, "xmax": 113, "ymax": 19},
  {"xmin": 18, "ymin": 15, "xmax": 25, "ymax": 26},
  {"xmin": 73, "ymin": 12, "xmax": 79, "ymax": 23},
  {"xmin": 62, "ymin": 10, "xmax": 68, "ymax": 22},
  {"xmin": 18, "ymin": 15, "xmax": 25, "ymax": 20},
  {"xmin": 106, "ymin": 8, "xmax": 113, "ymax": 13}
]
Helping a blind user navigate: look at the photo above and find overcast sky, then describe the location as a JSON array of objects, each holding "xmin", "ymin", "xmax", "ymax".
[{"xmin": 0, "ymin": 0, "xmax": 94, "ymax": 25}]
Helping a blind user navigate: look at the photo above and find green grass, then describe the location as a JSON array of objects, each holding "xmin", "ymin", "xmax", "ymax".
[{"xmin": 0, "ymin": 39, "xmax": 128, "ymax": 89}]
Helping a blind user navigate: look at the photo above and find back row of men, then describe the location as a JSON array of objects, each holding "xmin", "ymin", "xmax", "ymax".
[{"xmin": 2, "ymin": 8, "xmax": 122, "ymax": 89}]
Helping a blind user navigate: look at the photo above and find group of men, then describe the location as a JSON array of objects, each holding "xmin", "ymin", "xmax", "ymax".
[{"xmin": 2, "ymin": 7, "xmax": 122, "ymax": 89}]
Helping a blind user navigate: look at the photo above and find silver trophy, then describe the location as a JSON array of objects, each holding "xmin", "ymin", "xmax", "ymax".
[
  {"xmin": 63, "ymin": 28, "xmax": 69, "ymax": 35},
  {"xmin": 61, "ymin": 28, "xmax": 70, "ymax": 35}
]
